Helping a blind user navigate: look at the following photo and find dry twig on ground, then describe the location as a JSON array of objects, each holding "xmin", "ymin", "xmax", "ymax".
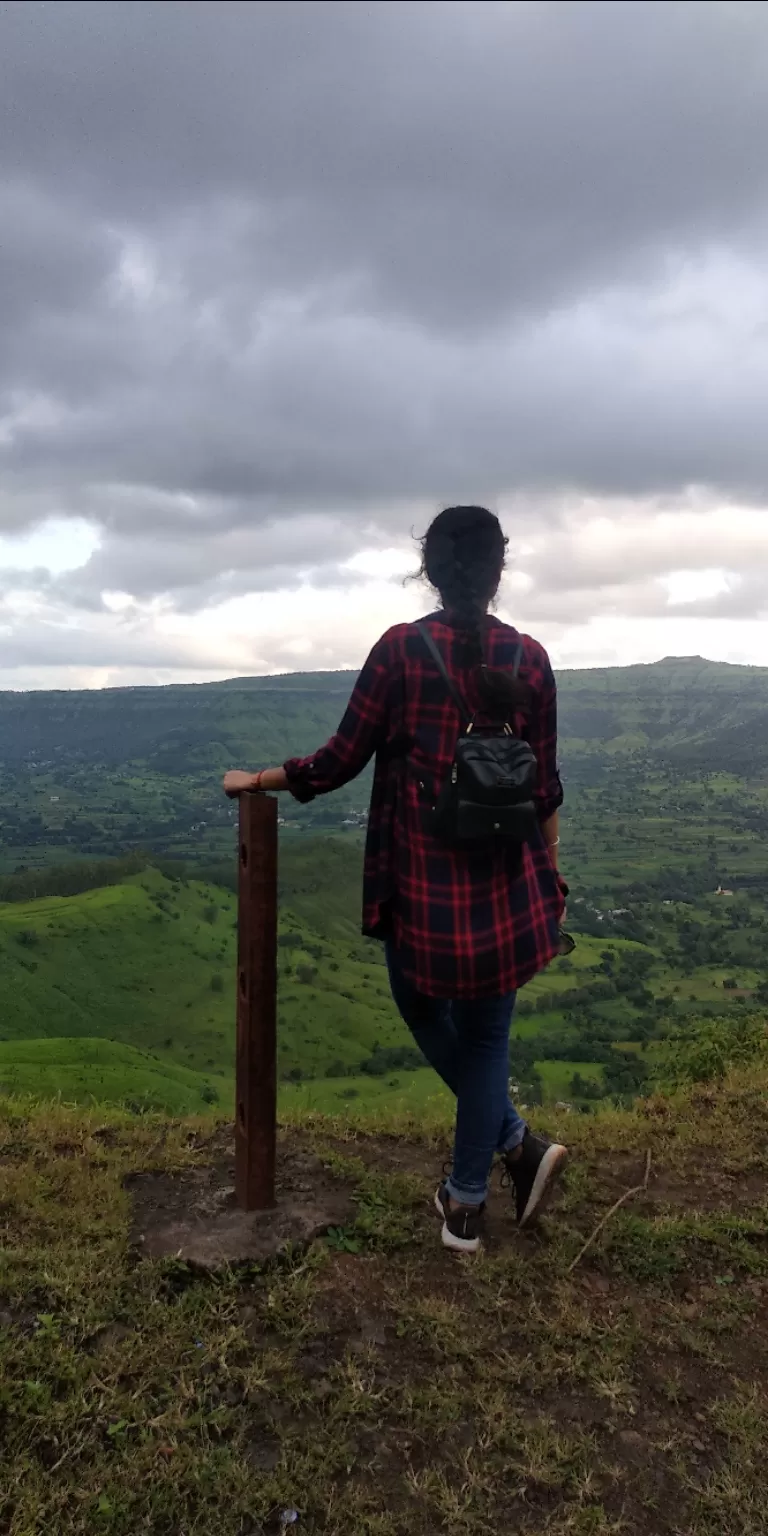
[{"xmin": 568, "ymin": 1149, "xmax": 652, "ymax": 1273}]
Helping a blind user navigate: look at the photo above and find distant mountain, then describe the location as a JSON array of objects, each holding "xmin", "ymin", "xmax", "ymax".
[
  {"xmin": 1, "ymin": 654, "xmax": 767, "ymax": 871},
  {"xmin": 2, "ymin": 658, "xmax": 767, "ymax": 1117},
  {"xmin": 4, "ymin": 654, "xmax": 768, "ymax": 765}
]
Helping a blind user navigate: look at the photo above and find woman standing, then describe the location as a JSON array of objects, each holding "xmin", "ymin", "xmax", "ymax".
[{"xmin": 224, "ymin": 506, "xmax": 568, "ymax": 1253}]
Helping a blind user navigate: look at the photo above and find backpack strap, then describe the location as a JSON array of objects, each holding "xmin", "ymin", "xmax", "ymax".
[
  {"xmin": 416, "ymin": 622, "xmax": 470, "ymax": 724},
  {"xmin": 417, "ymin": 622, "xmax": 524, "ymax": 722}
]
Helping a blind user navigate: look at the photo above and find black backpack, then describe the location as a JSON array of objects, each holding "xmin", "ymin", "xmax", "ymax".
[{"xmin": 417, "ymin": 622, "xmax": 539, "ymax": 847}]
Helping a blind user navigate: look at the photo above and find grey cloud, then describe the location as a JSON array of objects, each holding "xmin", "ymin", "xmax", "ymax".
[
  {"xmin": 52, "ymin": 513, "xmax": 373, "ymax": 609},
  {"xmin": 0, "ymin": 621, "xmax": 218, "ymax": 672},
  {"xmin": 3, "ymin": 2, "xmax": 768, "ymax": 327},
  {"xmin": 665, "ymin": 575, "xmax": 768, "ymax": 622},
  {"xmin": 506, "ymin": 566, "xmax": 768, "ymax": 628},
  {"xmin": 514, "ymin": 503, "xmax": 768, "ymax": 596},
  {"xmin": 0, "ymin": 565, "xmax": 52, "ymax": 597},
  {"xmin": 2, "ymin": 1, "xmax": 768, "ymax": 672}
]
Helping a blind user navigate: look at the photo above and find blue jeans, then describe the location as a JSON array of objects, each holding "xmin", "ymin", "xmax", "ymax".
[{"xmin": 385, "ymin": 944, "xmax": 527, "ymax": 1206}]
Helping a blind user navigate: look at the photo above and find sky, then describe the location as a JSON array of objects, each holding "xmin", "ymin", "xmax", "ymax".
[{"xmin": 1, "ymin": 0, "xmax": 768, "ymax": 690}]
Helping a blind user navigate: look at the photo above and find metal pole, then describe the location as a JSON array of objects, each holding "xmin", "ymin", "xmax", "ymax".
[{"xmin": 235, "ymin": 791, "xmax": 278, "ymax": 1210}]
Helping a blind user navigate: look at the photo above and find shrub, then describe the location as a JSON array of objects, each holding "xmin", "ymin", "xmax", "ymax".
[
  {"xmin": 656, "ymin": 1015, "xmax": 767, "ymax": 1088},
  {"xmin": 360, "ymin": 1044, "xmax": 425, "ymax": 1076},
  {"xmin": 210, "ymin": 974, "xmax": 224, "ymax": 993},
  {"xmin": 325, "ymin": 1059, "xmax": 351, "ymax": 1078}
]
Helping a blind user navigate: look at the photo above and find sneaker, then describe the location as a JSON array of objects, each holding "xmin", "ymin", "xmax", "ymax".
[
  {"xmin": 434, "ymin": 1181, "xmax": 484, "ymax": 1254},
  {"xmin": 502, "ymin": 1131, "xmax": 568, "ymax": 1227}
]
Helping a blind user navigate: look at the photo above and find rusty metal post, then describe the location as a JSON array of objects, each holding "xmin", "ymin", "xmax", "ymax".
[{"xmin": 235, "ymin": 791, "xmax": 278, "ymax": 1210}]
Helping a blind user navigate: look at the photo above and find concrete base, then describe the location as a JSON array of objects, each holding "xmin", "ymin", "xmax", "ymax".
[{"xmin": 127, "ymin": 1148, "xmax": 356, "ymax": 1270}]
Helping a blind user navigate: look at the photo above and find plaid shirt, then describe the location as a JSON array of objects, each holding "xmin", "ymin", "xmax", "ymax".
[{"xmin": 284, "ymin": 612, "xmax": 565, "ymax": 998}]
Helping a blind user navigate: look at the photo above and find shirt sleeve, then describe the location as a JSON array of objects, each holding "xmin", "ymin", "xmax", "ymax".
[
  {"xmin": 283, "ymin": 634, "xmax": 394, "ymax": 803},
  {"xmin": 528, "ymin": 652, "xmax": 564, "ymax": 821}
]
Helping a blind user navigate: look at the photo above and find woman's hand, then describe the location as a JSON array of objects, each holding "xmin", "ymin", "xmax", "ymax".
[
  {"xmin": 222, "ymin": 767, "xmax": 290, "ymax": 797},
  {"xmin": 223, "ymin": 770, "xmax": 258, "ymax": 798}
]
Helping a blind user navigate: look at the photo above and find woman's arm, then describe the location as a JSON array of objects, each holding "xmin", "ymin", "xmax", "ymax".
[
  {"xmin": 526, "ymin": 650, "xmax": 563, "ymax": 866},
  {"xmin": 222, "ymin": 632, "xmax": 395, "ymax": 802},
  {"xmin": 540, "ymin": 809, "xmax": 559, "ymax": 868},
  {"xmin": 223, "ymin": 767, "xmax": 288, "ymax": 797}
]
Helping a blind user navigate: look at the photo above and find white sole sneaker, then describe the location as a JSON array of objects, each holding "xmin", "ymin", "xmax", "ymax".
[
  {"xmin": 441, "ymin": 1222, "xmax": 481, "ymax": 1254},
  {"xmin": 434, "ymin": 1184, "xmax": 482, "ymax": 1253},
  {"xmin": 518, "ymin": 1143, "xmax": 568, "ymax": 1227}
]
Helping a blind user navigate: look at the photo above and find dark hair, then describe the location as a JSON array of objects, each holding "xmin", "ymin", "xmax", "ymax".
[{"xmin": 416, "ymin": 505, "xmax": 530, "ymax": 718}]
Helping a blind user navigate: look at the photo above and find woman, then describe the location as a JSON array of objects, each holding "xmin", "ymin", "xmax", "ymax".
[{"xmin": 224, "ymin": 506, "xmax": 568, "ymax": 1253}]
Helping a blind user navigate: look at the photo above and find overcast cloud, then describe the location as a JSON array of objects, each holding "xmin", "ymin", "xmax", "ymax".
[{"xmin": 1, "ymin": 0, "xmax": 768, "ymax": 688}]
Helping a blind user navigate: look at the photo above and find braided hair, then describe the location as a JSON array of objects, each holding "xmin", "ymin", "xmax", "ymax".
[{"xmin": 416, "ymin": 505, "xmax": 530, "ymax": 717}]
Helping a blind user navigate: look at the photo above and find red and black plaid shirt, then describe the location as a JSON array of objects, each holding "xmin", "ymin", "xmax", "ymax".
[{"xmin": 284, "ymin": 612, "xmax": 565, "ymax": 999}]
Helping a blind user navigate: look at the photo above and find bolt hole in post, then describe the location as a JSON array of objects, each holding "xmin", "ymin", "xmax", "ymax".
[{"xmin": 235, "ymin": 791, "xmax": 278, "ymax": 1211}]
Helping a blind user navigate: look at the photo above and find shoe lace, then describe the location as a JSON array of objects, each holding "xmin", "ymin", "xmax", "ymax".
[{"xmin": 499, "ymin": 1150, "xmax": 520, "ymax": 1191}]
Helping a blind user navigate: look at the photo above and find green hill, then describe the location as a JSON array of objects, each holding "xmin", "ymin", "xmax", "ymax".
[
  {"xmin": 0, "ymin": 857, "xmax": 426, "ymax": 1108},
  {"xmin": 0, "ymin": 1037, "xmax": 231, "ymax": 1115},
  {"xmin": 3, "ymin": 653, "xmax": 768, "ymax": 870},
  {"xmin": 1, "ymin": 653, "xmax": 768, "ymax": 1115},
  {"xmin": 0, "ymin": 850, "xmax": 619, "ymax": 1114},
  {"xmin": 4, "ymin": 837, "xmax": 768, "ymax": 1115}
]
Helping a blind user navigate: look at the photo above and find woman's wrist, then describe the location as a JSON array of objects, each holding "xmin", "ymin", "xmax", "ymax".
[{"xmin": 251, "ymin": 767, "xmax": 289, "ymax": 792}]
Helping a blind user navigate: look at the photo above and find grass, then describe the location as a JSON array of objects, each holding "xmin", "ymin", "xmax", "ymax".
[
  {"xmin": 281, "ymin": 1061, "xmax": 603, "ymax": 1118},
  {"xmin": 536, "ymin": 1060, "xmax": 604, "ymax": 1098},
  {"xmin": 1, "ymin": 1070, "xmax": 768, "ymax": 1535},
  {"xmin": 0, "ymin": 865, "xmax": 416, "ymax": 1093},
  {"xmin": 0, "ymin": 1038, "xmax": 233, "ymax": 1116},
  {"xmin": 0, "ymin": 861, "xmax": 658, "ymax": 1117},
  {"xmin": 3, "ymin": 852, "xmax": 767, "ymax": 1117},
  {"xmin": 4, "ymin": 720, "xmax": 768, "ymax": 1125},
  {"xmin": 0, "ymin": 1050, "xmax": 605, "ymax": 1121}
]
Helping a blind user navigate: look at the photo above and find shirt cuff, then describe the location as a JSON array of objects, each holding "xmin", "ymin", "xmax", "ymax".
[
  {"xmin": 536, "ymin": 774, "xmax": 564, "ymax": 821},
  {"xmin": 283, "ymin": 756, "xmax": 318, "ymax": 804}
]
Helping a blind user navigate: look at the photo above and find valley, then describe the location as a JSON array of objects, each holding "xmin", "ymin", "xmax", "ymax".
[{"xmin": 1, "ymin": 654, "xmax": 767, "ymax": 1115}]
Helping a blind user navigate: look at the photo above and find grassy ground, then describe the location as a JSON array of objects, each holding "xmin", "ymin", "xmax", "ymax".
[
  {"xmin": 0, "ymin": 869, "xmax": 627, "ymax": 1114},
  {"xmin": 1, "ymin": 1074, "xmax": 767, "ymax": 1535},
  {"xmin": 0, "ymin": 1038, "xmax": 233, "ymax": 1116},
  {"xmin": 280, "ymin": 1060, "xmax": 601, "ymax": 1117},
  {"xmin": 0, "ymin": 866, "xmax": 413, "ymax": 1090},
  {"xmin": 3, "ymin": 846, "xmax": 767, "ymax": 1118},
  {"xmin": 0, "ymin": 1048, "xmax": 605, "ymax": 1121}
]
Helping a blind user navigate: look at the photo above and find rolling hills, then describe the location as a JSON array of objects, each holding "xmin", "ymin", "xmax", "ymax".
[
  {"xmin": 1, "ymin": 653, "xmax": 767, "ymax": 1115},
  {"xmin": 3, "ymin": 653, "xmax": 768, "ymax": 870},
  {"xmin": 0, "ymin": 854, "xmax": 420, "ymax": 1112}
]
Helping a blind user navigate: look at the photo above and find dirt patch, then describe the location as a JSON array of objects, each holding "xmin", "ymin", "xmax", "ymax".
[{"xmin": 127, "ymin": 1146, "xmax": 357, "ymax": 1268}]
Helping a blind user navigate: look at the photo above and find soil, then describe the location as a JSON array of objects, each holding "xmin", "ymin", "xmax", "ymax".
[{"xmin": 127, "ymin": 1143, "xmax": 356, "ymax": 1267}]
